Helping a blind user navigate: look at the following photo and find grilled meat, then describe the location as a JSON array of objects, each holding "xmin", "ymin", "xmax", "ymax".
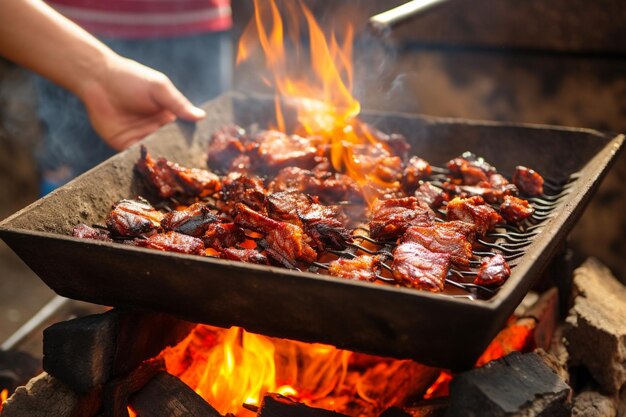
[
  {"xmin": 474, "ymin": 254, "xmax": 510, "ymax": 286},
  {"xmin": 136, "ymin": 146, "xmax": 221, "ymax": 199},
  {"xmin": 414, "ymin": 182, "xmax": 449, "ymax": 209},
  {"xmin": 234, "ymin": 203, "xmax": 317, "ymax": 268},
  {"xmin": 221, "ymin": 248, "xmax": 268, "ymax": 264},
  {"xmin": 446, "ymin": 196, "xmax": 503, "ymax": 236},
  {"xmin": 327, "ymin": 255, "xmax": 381, "ymax": 282},
  {"xmin": 253, "ymin": 130, "xmax": 321, "ymax": 173},
  {"xmin": 369, "ymin": 197, "xmax": 435, "ymax": 241},
  {"xmin": 267, "ymin": 191, "xmax": 351, "ymax": 251},
  {"xmin": 401, "ymin": 224, "xmax": 472, "ymax": 267},
  {"xmin": 161, "ymin": 203, "xmax": 219, "ymax": 237},
  {"xmin": 269, "ymin": 166, "xmax": 363, "ymax": 204},
  {"xmin": 513, "ymin": 166, "xmax": 544, "ymax": 196},
  {"xmin": 207, "ymin": 124, "xmax": 247, "ymax": 172},
  {"xmin": 392, "ymin": 241, "xmax": 450, "ymax": 292},
  {"xmin": 136, "ymin": 231, "xmax": 205, "ymax": 255},
  {"xmin": 438, "ymin": 220, "xmax": 477, "ymax": 243},
  {"xmin": 106, "ymin": 198, "xmax": 164, "ymax": 238},
  {"xmin": 500, "ymin": 195, "xmax": 534, "ymax": 223},
  {"xmin": 448, "ymin": 152, "xmax": 496, "ymax": 185},
  {"xmin": 402, "ymin": 156, "xmax": 432, "ymax": 193},
  {"xmin": 203, "ymin": 222, "xmax": 245, "ymax": 251},
  {"xmin": 221, "ymin": 172, "xmax": 268, "ymax": 213},
  {"xmin": 72, "ymin": 224, "xmax": 113, "ymax": 242}
]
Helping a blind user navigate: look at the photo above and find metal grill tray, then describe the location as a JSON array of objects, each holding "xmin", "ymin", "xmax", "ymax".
[{"xmin": 1, "ymin": 92, "xmax": 623, "ymax": 370}]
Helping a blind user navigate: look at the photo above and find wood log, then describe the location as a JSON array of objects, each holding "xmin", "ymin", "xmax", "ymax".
[
  {"xmin": 258, "ymin": 393, "xmax": 349, "ymax": 417},
  {"xmin": 102, "ymin": 358, "xmax": 164, "ymax": 417},
  {"xmin": 564, "ymin": 258, "xmax": 626, "ymax": 394},
  {"xmin": 43, "ymin": 309, "xmax": 195, "ymax": 393},
  {"xmin": 380, "ymin": 398, "xmax": 448, "ymax": 417},
  {"xmin": 445, "ymin": 352, "xmax": 571, "ymax": 417},
  {"xmin": 571, "ymin": 391, "xmax": 617, "ymax": 417},
  {"xmin": 0, "ymin": 372, "xmax": 103, "ymax": 417},
  {"xmin": 130, "ymin": 371, "xmax": 221, "ymax": 417}
]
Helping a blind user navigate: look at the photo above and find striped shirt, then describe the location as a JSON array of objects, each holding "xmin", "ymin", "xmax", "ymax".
[{"xmin": 47, "ymin": 0, "xmax": 232, "ymax": 39}]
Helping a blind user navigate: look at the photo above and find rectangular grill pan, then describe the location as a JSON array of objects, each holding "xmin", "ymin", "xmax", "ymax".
[{"xmin": 1, "ymin": 92, "xmax": 623, "ymax": 370}]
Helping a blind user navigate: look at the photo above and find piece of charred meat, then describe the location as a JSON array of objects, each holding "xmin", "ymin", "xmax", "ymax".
[
  {"xmin": 161, "ymin": 203, "xmax": 219, "ymax": 237},
  {"xmin": 513, "ymin": 166, "xmax": 544, "ymax": 196},
  {"xmin": 327, "ymin": 255, "xmax": 381, "ymax": 282},
  {"xmin": 269, "ymin": 166, "xmax": 363, "ymax": 204},
  {"xmin": 106, "ymin": 198, "xmax": 164, "ymax": 238},
  {"xmin": 474, "ymin": 254, "xmax": 511, "ymax": 286},
  {"xmin": 136, "ymin": 146, "xmax": 221, "ymax": 199},
  {"xmin": 448, "ymin": 152, "xmax": 496, "ymax": 185},
  {"xmin": 221, "ymin": 172, "xmax": 268, "ymax": 213},
  {"xmin": 438, "ymin": 220, "xmax": 477, "ymax": 244},
  {"xmin": 392, "ymin": 241, "xmax": 450, "ymax": 292},
  {"xmin": 72, "ymin": 224, "xmax": 113, "ymax": 242},
  {"xmin": 402, "ymin": 156, "xmax": 432, "ymax": 193},
  {"xmin": 203, "ymin": 222, "xmax": 245, "ymax": 251},
  {"xmin": 234, "ymin": 203, "xmax": 317, "ymax": 268},
  {"xmin": 401, "ymin": 224, "xmax": 472, "ymax": 267},
  {"xmin": 207, "ymin": 124, "xmax": 247, "ymax": 172},
  {"xmin": 267, "ymin": 191, "xmax": 351, "ymax": 251},
  {"xmin": 136, "ymin": 231, "xmax": 205, "ymax": 255},
  {"xmin": 414, "ymin": 182, "xmax": 449, "ymax": 209},
  {"xmin": 369, "ymin": 197, "xmax": 435, "ymax": 241},
  {"xmin": 457, "ymin": 174, "xmax": 519, "ymax": 204},
  {"xmin": 252, "ymin": 130, "xmax": 321, "ymax": 173},
  {"xmin": 220, "ymin": 248, "xmax": 268, "ymax": 264},
  {"xmin": 446, "ymin": 196, "xmax": 503, "ymax": 236},
  {"xmin": 500, "ymin": 195, "xmax": 534, "ymax": 223}
]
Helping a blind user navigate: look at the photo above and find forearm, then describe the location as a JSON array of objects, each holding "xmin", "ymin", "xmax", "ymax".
[{"xmin": 0, "ymin": 0, "xmax": 114, "ymax": 98}]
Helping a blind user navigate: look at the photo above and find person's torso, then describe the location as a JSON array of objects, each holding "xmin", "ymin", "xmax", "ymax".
[{"xmin": 47, "ymin": 0, "xmax": 232, "ymax": 38}]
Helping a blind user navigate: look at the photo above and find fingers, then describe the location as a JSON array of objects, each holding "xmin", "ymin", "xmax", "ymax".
[{"xmin": 150, "ymin": 75, "xmax": 206, "ymax": 121}]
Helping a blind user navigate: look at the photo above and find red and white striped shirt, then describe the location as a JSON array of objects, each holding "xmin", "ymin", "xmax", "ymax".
[{"xmin": 47, "ymin": 0, "xmax": 232, "ymax": 39}]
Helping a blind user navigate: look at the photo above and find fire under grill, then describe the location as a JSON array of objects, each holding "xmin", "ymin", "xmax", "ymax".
[{"xmin": 0, "ymin": 92, "xmax": 623, "ymax": 370}]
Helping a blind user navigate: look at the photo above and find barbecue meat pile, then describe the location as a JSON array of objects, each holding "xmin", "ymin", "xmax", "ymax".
[{"xmin": 73, "ymin": 124, "xmax": 546, "ymax": 295}]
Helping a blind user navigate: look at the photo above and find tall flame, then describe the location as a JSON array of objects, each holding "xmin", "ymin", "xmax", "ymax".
[{"xmin": 237, "ymin": 0, "xmax": 400, "ymax": 203}]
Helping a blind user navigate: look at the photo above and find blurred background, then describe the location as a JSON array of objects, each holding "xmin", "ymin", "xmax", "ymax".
[{"xmin": 1, "ymin": 0, "xmax": 625, "ymax": 347}]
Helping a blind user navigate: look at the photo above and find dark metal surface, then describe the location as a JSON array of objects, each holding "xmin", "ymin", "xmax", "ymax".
[{"xmin": 0, "ymin": 92, "xmax": 623, "ymax": 370}]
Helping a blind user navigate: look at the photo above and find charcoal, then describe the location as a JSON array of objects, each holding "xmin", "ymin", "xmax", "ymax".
[
  {"xmin": 258, "ymin": 393, "xmax": 349, "ymax": 417},
  {"xmin": 130, "ymin": 371, "xmax": 221, "ymax": 417},
  {"xmin": 564, "ymin": 258, "xmax": 626, "ymax": 393},
  {"xmin": 445, "ymin": 352, "xmax": 571, "ymax": 417},
  {"xmin": 43, "ymin": 309, "xmax": 194, "ymax": 393}
]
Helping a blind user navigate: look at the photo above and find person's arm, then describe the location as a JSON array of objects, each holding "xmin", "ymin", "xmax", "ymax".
[{"xmin": 0, "ymin": 0, "xmax": 206, "ymax": 150}]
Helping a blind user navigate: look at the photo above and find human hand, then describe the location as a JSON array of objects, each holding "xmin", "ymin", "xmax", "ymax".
[{"xmin": 78, "ymin": 55, "xmax": 206, "ymax": 151}]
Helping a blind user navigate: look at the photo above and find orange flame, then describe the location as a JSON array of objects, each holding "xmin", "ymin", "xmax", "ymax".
[
  {"xmin": 161, "ymin": 325, "xmax": 351, "ymax": 416},
  {"xmin": 0, "ymin": 388, "xmax": 8, "ymax": 411},
  {"xmin": 237, "ymin": 0, "xmax": 400, "ymax": 203},
  {"xmin": 160, "ymin": 325, "xmax": 440, "ymax": 416},
  {"xmin": 127, "ymin": 405, "xmax": 137, "ymax": 417}
]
